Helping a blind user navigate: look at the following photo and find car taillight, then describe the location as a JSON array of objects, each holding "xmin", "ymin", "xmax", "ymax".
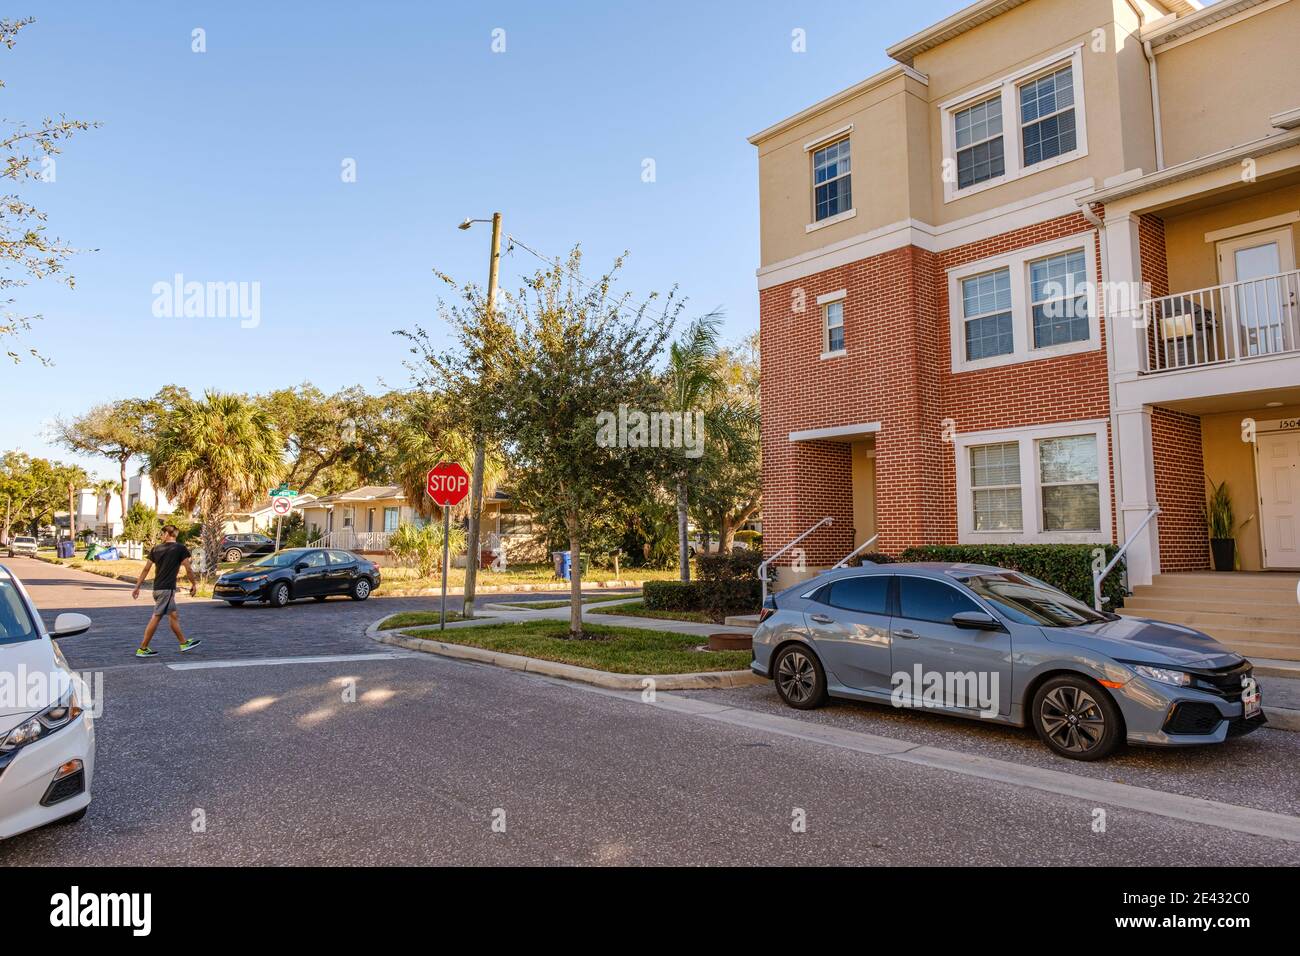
[{"xmin": 758, "ymin": 606, "xmax": 776, "ymax": 623}]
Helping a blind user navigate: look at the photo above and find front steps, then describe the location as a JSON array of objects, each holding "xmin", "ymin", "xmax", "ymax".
[{"xmin": 1120, "ymin": 572, "xmax": 1300, "ymax": 662}]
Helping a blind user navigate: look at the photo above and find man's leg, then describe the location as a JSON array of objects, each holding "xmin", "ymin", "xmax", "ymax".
[
  {"xmin": 167, "ymin": 610, "xmax": 187, "ymax": 645},
  {"xmin": 141, "ymin": 612, "xmax": 162, "ymax": 650}
]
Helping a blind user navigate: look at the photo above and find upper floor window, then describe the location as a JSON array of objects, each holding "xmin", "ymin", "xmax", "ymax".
[
  {"xmin": 812, "ymin": 138, "xmax": 851, "ymax": 222},
  {"xmin": 823, "ymin": 299, "xmax": 845, "ymax": 355},
  {"xmin": 1019, "ymin": 65, "xmax": 1076, "ymax": 167},
  {"xmin": 961, "ymin": 268, "xmax": 1013, "ymax": 361},
  {"xmin": 941, "ymin": 46, "xmax": 1087, "ymax": 203},
  {"xmin": 954, "ymin": 96, "xmax": 1004, "ymax": 190},
  {"xmin": 1029, "ymin": 249, "xmax": 1088, "ymax": 348}
]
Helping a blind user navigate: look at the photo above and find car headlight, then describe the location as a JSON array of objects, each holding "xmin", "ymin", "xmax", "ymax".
[
  {"xmin": 243, "ymin": 574, "xmax": 268, "ymax": 583},
  {"xmin": 1132, "ymin": 664, "xmax": 1192, "ymax": 687},
  {"xmin": 0, "ymin": 686, "xmax": 81, "ymax": 753}
]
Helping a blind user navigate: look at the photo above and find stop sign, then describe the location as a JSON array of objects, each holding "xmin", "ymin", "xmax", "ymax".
[{"xmin": 425, "ymin": 462, "xmax": 470, "ymax": 506}]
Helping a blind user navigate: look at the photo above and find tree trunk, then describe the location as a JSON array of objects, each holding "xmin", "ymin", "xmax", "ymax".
[
  {"xmin": 118, "ymin": 456, "xmax": 129, "ymax": 529},
  {"xmin": 462, "ymin": 440, "xmax": 486, "ymax": 620},
  {"xmin": 567, "ymin": 515, "xmax": 583, "ymax": 637},
  {"xmin": 676, "ymin": 474, "xmax": 689, "ymax": 582},
  {"xmin": 67, "ymin": 484, "xmax": 77, "ymax": 540},
  {"xmin": 201, "ymin": 514, "xmax": 222, "ymax": 581}
]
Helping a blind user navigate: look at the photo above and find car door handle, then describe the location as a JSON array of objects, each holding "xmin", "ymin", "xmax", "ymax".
[
  {"xmin": 894, "ymin": 628, "xmax": 920, "ymax": 639},
  {"xmin": 810, "ymin": 614, "xmax": 834, "ymax": 624}
]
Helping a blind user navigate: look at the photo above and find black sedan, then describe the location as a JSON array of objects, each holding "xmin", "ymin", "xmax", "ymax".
[
  {"xmin": 219, "ymin": 533, "xmax": 276, "ymax": 563},
  {"xmin": 213, "ymin": 548, "xmax": 381, "ymax": 608}
]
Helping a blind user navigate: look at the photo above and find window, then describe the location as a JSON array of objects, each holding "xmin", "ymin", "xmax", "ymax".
[
  {"xmin": 1030, "ymin": 249, "xmax": 1089, "ymax": 348},
  {"xmin": 954, "ymin": 96, "xmax": 1004, "ymax": 189},
  {"xmin": 300, "ymin": 550, "xmax": 328, "ymax": 568},
  {"xmin": 383, "ymin": 507, "xmax": 399, "ymax": 532},
  {"xmin": 823, "ymin": 300, "xmax": 845, "ymax": 354},
  {"xmin": 326, "ymin": 550, "xmax": 355, "ymax": 565},
  {"xmin": 1019, "ymin": 66, "xmax": 1076, "ymax": 167},
  {"xmin": 812, "ymin": 138, "xmax": 851, "ymax": 222},
  {"xmin": 955, "ymin": 421, "xmax": 1111, "ymax": 545},
  {"xmin": 501, "ymin": 511, "xmax": 535, "ymax": 535},
  {"xmin": 970, "ymin": 442, "xmax": 1022, "ymax": 531},
  {"xmin": 961, "ymin": 269, "xmax": 1013, "ymax": 361},
  {"xmin": 826, "ymin": 575, "xmax": 890, "ymax": 615},
  {"xmin": 0, "ymin": 579, "xmax": 38, "ymax": 644},
  {"xmin": 1038, "ymin": 435, "xmax": 1100, "ymax": 532},
  {"xmin": 898, "ymin": 576, "xmax": 981, "ymax": 625}
]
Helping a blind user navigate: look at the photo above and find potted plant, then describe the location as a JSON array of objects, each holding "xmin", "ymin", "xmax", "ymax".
[{"xmin": 1205, "ymin": 478, "xmax": 1235, "ymax": 572}]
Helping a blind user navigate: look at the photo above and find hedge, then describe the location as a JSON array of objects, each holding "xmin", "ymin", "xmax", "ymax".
[
  {"xmin": 897, "ymin": 544, "xmax": 1124, "ymax": 609},
  {"xmin": 643, "ymin": 580, "xmax": 704, "ymax": 612},
  {"xmin": 644, "ymin": 551, "xmax": 762, "ymax": 620}
]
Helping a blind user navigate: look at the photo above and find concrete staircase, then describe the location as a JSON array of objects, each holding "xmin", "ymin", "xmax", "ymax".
[{"xmin": 1119, "ymin": 572, "xmax": 1300, "ymax": 662}]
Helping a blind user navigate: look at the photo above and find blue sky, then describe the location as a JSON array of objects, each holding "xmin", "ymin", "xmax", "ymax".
[{"xmin": 4, "ymin": 0, "xmax": 963, "ymax": 476}]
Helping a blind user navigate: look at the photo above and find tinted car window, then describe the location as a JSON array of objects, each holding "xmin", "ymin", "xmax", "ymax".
[
  {"xmin": 0, "ymin": 580, "xmax": 37, "ymax": 644},
  {"xmin": 326, "ymin": 550, "xmax": 354, "ymax": 565},
  {"xmin": 898, "ymin": 576, "xmax": 980, "ymax": 624},
  {"xmin": 826, "ymin": 575, "xmax": 890, "ymax": 615},
  {"xmin": 299, "ymin": 551, "xmax": 328, "ymax": 568}
]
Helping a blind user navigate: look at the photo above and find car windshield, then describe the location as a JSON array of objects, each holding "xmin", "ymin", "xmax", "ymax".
[
  {"xmin": 0, "ymin": 579, "xmax": 38, "ymax": 644},
  {"xmin": 962, "ymin": 572, "xmax": 1109, "ymax": 628},
  {"xmin": 253, "ymin": 550, "xmax": 309, "ymax": 568},
  {"xmin": 15, "ymin": 537, "xmax": 35, "ymax": 544}
]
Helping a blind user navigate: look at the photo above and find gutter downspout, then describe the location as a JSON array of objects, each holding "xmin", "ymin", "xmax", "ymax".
[
  {"xmin": 1122, "ymin": 0, "xmax": 1164, "ymax": 171},
  {"xmin": 1080, "ymin": 200, "xmax": 1129, "ymax": 563}
]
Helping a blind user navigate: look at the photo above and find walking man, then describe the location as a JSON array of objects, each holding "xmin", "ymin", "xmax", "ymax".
[{"xmin": 131, "ymin": 524, "xmax": 202, "ymax": 657}]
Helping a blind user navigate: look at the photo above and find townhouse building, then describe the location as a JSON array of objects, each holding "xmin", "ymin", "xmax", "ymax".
[{"xmin": 752, "ymin": 0, "xmax": 1300, "ymax": 657}]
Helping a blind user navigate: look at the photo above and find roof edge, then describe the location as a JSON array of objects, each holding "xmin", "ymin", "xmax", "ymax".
[{"xmin": 748, "ymin": 63, "xmax": 927, "ymax": 146}]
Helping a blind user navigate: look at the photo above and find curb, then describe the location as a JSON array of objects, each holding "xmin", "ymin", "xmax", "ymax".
[
  {"xmin": 364, "ymin": 614, "xmax": 765, "ymax": 691},
  {"xmin": 379, "ymin": 581, "xmax": 647, "ymax": 597},
  {"xmin": 1263, "ymin": 706, "xmax": 1300, "ymax": 732}
]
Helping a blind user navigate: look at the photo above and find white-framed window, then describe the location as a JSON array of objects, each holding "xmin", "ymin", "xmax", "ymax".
[
  {"xmin": 941, "ymin": 45, "xmax": 1087, "ymax": 203},
  {"xmin": 818, "ymin": 289, "xmax": 846, "ymax": 357},
  {"xmin": 811, "ymin": 137, "xmax": 852, "ymax": 223},
  {"xmin": 955, "ymin": 420, "xmax": 1110, "ymax": 545},
  {"xmin": 947, "ymin": 232, "xmax": 1098, "ymax": 373}
]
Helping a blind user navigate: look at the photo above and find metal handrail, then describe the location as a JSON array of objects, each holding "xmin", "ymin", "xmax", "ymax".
[
  {"xmin": 833, "ymin": 533, "xmax": 879, "ymax": 570},
  {"xmin": 1093, "ymin": 506, "xmax": 1159, "ymax": 611},
  {"xmin": 759, "ymin": 517, "xmax": 833, "ymax": 604}
]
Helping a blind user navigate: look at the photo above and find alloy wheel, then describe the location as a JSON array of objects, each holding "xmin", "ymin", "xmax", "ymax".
[
  {"xmin": 354, "ymin": 579, "xmax": 370, "ymax": 599},
  {"xmin": 1039, "ymin": 685, "xmax": 1106, "ymax": 754},
  {"xmin": 776, "ymin": 650, "xmax": 816, "ymax": 704}
]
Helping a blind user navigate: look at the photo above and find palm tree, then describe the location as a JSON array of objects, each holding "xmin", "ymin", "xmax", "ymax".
[
  {"xmin": 391, "ymin": 392, "xmax": 506, "ymax": 522},
  {"xmin": 93, "ymin": 478, "xmax": 120, "ymax": 533},
  {"xmin": 661, "ymin": 313, "xmax": 729, "ymax": 581},
  {"xmin": 149, "ymin": 391, "xmax": 283, "ymax": 578}
]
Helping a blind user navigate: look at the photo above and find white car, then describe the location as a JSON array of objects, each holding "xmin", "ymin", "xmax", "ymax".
[
  {"xmin": 0, "ymin": 564, "xmax": 94, "ymax": 839},
  {"xmin": 7, "ymin": 536, "xmax": 37, "ymax": 558}
]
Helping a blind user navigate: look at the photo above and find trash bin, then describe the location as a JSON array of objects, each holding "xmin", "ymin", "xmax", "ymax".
[
  {"xmin": 552, "ymin": 551, "xmax": 566, "ymax": 578},
  {"xmin": 95, "ymin": 546, "xmax": 119, "ymax": 561},
  {"xmin": 558, "ymin": 551, "xmax": 572, "ymax": 581}
]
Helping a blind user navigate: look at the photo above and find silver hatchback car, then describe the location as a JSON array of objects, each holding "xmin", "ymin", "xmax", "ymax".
[{"xmin": 752, "ymin": 563, "xmax": 1265, "ymax": 760}]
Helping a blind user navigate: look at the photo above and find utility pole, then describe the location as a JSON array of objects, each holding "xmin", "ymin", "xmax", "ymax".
[{"xmin": 462, "ymin": 211, "xmax": 501, "ymax": 620}]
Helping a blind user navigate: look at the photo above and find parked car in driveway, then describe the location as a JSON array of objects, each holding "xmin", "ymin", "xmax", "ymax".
[
  {"xmin": 219, "ymin": 533, "xmax": 276, "ymax": 563},
  {"xmin": 752, "ymin": 562, "xmax": 1265, "ymax": 760},
  {"xmin": 6, "ymin": 537, "xmax": 37, "ymax": 558},
  {"xmin": 0, "ymin": 564, "xmax": 94, "ymax": 839},
  {"xmin": 213, "ymin": 548, "xmax": 381, "ymax": 608}
]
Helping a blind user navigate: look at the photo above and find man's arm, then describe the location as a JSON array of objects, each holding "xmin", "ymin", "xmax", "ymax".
[
  {"xmin": 182, "ymin": 557, "xmax": 198, "ymax": 596},
  {"xmin": 131, "ymin": 560, "xmax": 154, "ymax": 600}
]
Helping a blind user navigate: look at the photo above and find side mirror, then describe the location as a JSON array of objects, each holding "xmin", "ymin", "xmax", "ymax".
[
  {"xmin": 51, "ymin": 612, "xmax": 92, "ymax": 639},
  {"xmin": 951, "ymin": 610, "xmax": 1003, "ymax": 631},
  {"xmin": 294, "ymin": 563, "xmax": 308, "ymax": 572}
]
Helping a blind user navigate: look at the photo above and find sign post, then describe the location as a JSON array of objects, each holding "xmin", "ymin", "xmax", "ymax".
[
  {"xmin": 269, "ymin": 487, "xmax": 298, "ymax": 552},
  {"xmin": 425, "ymin": 463, "xmax": 471, "ymax": 630}
]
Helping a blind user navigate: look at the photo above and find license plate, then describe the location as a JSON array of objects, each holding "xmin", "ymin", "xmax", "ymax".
[{"xmin": 1243, "ymin": 685, "xmax": 1262, "ymax": 719}]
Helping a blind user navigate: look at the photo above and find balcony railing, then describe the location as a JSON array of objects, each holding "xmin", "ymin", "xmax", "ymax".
[
  {"xmin": 1141, "ymin": 268, "xmax": 1300, "ymax": 373},
  {"xmin": 310, "ymin": 530, "xmax": 393, "ymax": 552}
]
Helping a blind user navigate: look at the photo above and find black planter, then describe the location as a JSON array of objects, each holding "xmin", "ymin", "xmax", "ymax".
[{"xmin": 1210, "ymin": 538, "xmax": 1235, "ymax": 572}]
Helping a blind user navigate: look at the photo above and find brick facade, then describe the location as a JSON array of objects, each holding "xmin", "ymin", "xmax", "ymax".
[
  {"xmin": 1150, "ymin": 407, "xmax": 1210, "ymax": 572},
  {"xmin": 760, "ymin": 212, "xmax": 1115, "ymax": 566}
]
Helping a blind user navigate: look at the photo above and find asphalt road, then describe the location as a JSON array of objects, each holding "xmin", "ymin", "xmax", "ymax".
[{"xmin": 2, "ymin": 556, "xmax": 1298, "ymax": 865}]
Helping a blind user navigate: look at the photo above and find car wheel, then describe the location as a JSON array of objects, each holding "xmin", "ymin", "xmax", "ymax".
[
  {"xmin": 269, "ymin": 582, "xmax": 291, "ymax": 608},
  {"xmin": 224, "ymin": 548, "xmax": 242, "ymax": 562},
  {"xmin": 226, "ymin": 600, "xmax": 245, "ymax": 607},
  {"xmin": 1031, "ymin": 675, "xmax": 1123, "ymax": 761},
  {"xmin": 55, "ymin": 806, "xmax": 88, "ymax": 825},
  {"xmin": 772, "ymin": 644, "xmax": 828, "ymax": 710},
  {"xmin": 350, "ymin": 578, "xmax": 371, "ymax": 601}
]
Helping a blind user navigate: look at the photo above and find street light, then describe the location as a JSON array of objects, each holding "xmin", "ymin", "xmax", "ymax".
[{"xmin": 458, "ymin": 217, "xmax": 491, "ymax": 230}]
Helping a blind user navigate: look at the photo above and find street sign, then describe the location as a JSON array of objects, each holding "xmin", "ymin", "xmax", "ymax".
[
  {"xmin": 269, "ymin": 486, "xmax": 298, "ymax": 498},
  {"xmin": 426, "ymin": 462, "xmax": 470, "ymax": 507},
  {"xmin": 272, "ymin": 496, "xmax": 292, "ymax": 516}
]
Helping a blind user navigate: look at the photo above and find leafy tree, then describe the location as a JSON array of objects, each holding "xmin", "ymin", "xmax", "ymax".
[
  {"xmin": 260, "ymin": 383, "xmax": 385, "ymax": 493},
  {"xmin": 1, "ymin": 17, "xmax": 95, "ymax": 363},
  {"xmin": 691, "ymin": 332, "xmax": 761, "ymax": 552},
  {"xmin": 53, "ymin": 400, "xmax": 151, "ymax": 520},
  {"xmin": 387, "ymin": 391, "xmax": 504, "ymax": 521},
  {"xmin": 149, "ymin": 391, "xmax": 282, "ymax": 577},
  {"xmin": 120, "ymin": 502, "xmax": 161, "ymax": 547},
  {"xmin": 52, "ymin": 462, "xmax": 88, "ymax": 538},
  {"xmin": 0, "ymin": 451, "xmax": 44, "ymax": 541},
  {"xmin": 494, "ymin": 249, "xmax": 676, "ymax": 635}
]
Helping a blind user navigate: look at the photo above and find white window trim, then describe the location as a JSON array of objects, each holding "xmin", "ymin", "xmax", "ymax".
[
  {"xmin": 821, "ymin": 293, "xmax": 846, "ymax": 357},
  {"xmin": 941, "ymin": 45, "xmax": 1088, "ymax": 204},
  {"xmin": 948, "ymin": 232, "xmax": 1099, "ymax": 373},
  {"xmin": 808, "ymin": 134, "xmax": 854, "ymax": 229},
  {"xmin": 955, "ymin": 419, "xmax": 1111, "ymax": 545}
]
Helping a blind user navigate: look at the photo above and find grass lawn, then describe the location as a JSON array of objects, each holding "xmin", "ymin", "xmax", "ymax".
[
  {"xmin": 400, "ymin": 619, "xmax": 751, "ymax": 674},
  {"xmin": 382, "ymin": 562, "xmax": 682, "ymax": 590},
  {"xmin": 495, "ymin": 594, "xmax": 637, "ymax": 610},
  {"xmin": 587, "ymin": 600, "xmax": 718, "ymax": 625},
  {"xmin": 377, "ymin": 610, "xmax": 476, "ymax": 629}
]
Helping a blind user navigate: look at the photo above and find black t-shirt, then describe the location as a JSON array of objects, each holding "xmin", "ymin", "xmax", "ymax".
[{"xmin": 148, "ymin": 541, "xmax": 191, "ymax": 591}]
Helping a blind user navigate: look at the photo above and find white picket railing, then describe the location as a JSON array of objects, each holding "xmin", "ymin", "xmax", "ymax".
[{"xmin": 309, "ymin": 530, "xmax": 393, "ymax": 552}]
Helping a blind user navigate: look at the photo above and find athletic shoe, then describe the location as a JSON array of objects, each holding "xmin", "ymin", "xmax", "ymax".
[
  {"xmin": 178, "ymin": 639, "xmax": 203, "ymax": 652},
  {"xmin": 135, "ymin": 647, "xmax": 158, "ymax": 658}
]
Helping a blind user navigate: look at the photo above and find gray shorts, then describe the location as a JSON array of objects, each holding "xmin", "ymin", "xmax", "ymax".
[{"xmin": 151, "ymin": 589, "xmax": 178, "ymax": 617}]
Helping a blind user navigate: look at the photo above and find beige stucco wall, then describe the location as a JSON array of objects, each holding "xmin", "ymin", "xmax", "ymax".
[
  {"xmin": 1161, "ymin": 184, "xmax": 1300, "ymax": 292},
  {"xmin": 1156, "ymin": 1, "xmax": 1300, "ymax": 168},
  {"xmin": 1201, "ymin": 402, "xmax": 1300, "ymax": 570}
]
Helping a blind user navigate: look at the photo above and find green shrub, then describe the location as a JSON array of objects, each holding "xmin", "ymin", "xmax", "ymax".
[
  {"xmin": 897, "ymin": 544, "xmax": 1124, "ymax": 609},
  {"xmin": 694, "ymin": 549, "xmax": 761, "ymax": 618},
  {"xmin": 696, "ymin": 549, "xmax": 762, "ymax": 581},
  {"xmin": 644, "ymin": 580, "xmax": 704, "ymax": 612}
]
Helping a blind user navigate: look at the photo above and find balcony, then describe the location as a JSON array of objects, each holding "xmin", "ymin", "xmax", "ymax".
[
  {"xmin": 311, "ymin": 530, "xmax": 393, "ymax": 552},
  {"xmin": 1141, "ymin": 269, "xmax": 1300, "ymax": 373}
]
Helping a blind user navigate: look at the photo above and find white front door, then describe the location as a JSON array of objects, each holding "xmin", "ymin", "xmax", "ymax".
[
  {"xmin": 1218, "ymin": 228, "xmax": 1297, "ymax": 357},
  {"xmin": 1257, "ymin": 430, "xmax": 1300, "ymax": 569}
]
